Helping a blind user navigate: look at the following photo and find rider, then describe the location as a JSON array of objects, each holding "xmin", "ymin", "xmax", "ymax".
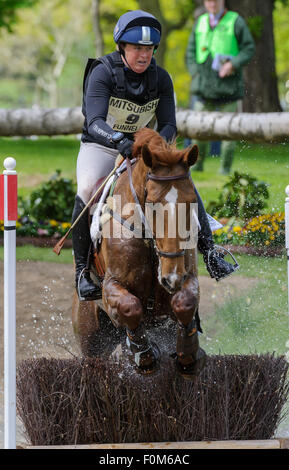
[{"xmin": 72, "ymin": 9, "xmax": 237, "ymax": 302}]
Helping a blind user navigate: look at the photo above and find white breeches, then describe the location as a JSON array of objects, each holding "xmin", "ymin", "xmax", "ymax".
[{"xmin": 76, "ymin": 141, "xmax": 119, "ymax": 204}]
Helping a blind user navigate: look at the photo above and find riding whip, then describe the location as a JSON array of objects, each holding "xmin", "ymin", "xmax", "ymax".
[{"xmin": 53, "ymin": 154, "xmax": 124, "ymax": 255}]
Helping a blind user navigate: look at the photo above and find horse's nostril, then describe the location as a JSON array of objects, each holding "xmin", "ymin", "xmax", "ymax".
[
  {"xmin": 161, "ymin": 277, "xmax": 171, "ymax": 291},
  {"xmin": 161, "ymin": 274, "xmax": 182, "ymax": 293}
]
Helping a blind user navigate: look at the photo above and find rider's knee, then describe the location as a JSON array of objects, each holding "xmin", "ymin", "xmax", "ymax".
[{"xmin": 77, "ymin": 177, "xmax": 99, "ymax": 204}]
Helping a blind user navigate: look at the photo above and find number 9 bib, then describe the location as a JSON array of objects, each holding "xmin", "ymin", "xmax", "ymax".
[{"xmin": 106, "ymin": 96, "xmax": 160, "ymax": 133}]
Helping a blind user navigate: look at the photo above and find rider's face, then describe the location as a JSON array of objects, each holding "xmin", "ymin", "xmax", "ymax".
[{"xmin": 122, "ymin": 44, "xmax": 154, "ymax": 74}]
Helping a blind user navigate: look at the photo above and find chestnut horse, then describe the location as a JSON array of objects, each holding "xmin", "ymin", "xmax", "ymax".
[{"xmin": 72, "ymin": 128, "xmax": 206, "ymax": 379}]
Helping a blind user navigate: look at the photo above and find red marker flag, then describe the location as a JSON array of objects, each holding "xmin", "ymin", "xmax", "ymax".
[
  {"xmin": 0, "ymin": 173, "xmax": 17, "ymax": 221},
  {"xmin": 0, "ymin": 174, "xmax": 3, "ymax": 220}
]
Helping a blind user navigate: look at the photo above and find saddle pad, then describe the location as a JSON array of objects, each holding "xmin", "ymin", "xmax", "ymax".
[{"xmin": 90, "ymin": 158, "xmax": 135, "ymax": 245}]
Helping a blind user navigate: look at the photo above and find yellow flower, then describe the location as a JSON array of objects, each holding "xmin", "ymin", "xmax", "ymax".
[
  {"xmin": 61, "ymin": 222, "xmax": 71, "ymax": 229},
  {"xmin": 233, "ymin": 226, "xmax": 242, "ymax": 233},
  {"xmin": 49, "ymin": 219, "xmax": 59, "ymax": 227},
  {"xmin": 265, "ymin": 240, "xmax": 270, "ymax": 245}
]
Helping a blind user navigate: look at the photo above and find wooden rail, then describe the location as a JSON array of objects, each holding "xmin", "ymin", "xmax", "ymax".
[
  {"xmin": 1, "ymin": 107, "xmax": 289, "ymax": 142},
  {"xmin": 20, "ymin": 438, "xmax": 289, "ymax": 449}
]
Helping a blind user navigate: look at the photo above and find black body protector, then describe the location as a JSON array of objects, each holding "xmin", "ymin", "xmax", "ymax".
[{"xmin": 82, "ymin": 51, "xmax": 159, "ymax": 141}]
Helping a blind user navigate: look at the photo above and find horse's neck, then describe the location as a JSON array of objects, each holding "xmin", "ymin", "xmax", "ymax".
[{"xmin": 123, "ymin": 158, "xmax": 147, "ymax": 207}]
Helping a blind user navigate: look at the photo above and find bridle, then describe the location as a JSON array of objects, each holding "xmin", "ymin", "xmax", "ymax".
[{"xmin": 126, "ymin": 157, "xmax": 191, "ymax": 260}]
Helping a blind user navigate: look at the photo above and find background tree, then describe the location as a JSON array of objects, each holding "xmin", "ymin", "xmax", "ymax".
[
  {"xmin": 226, "ymin": 0, "xmax": 282, "ymax": 112},
  {"xmin": 0, "ymin": 0, "xmax": 38, "ymax": 31},
  {"xmin": 92, "ymin": 0, "xmax": 104, "ymax": 57},
  {"xmin": 137, "ymin": 0, "xmax": 195, "ymax": 68},
  {"xmin": 0, "ymin": 0, "xmax": 288, "ymax": 111},
  {"xmin": 0, "ymin": 0, "xmax": 92, "ymax": 107},
  {"xmin": 270, "ymin": 1, "xmax": 289, "ymax": 110}
]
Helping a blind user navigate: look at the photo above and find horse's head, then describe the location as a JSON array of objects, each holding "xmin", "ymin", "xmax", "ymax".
[{"xmin": 134, "ymin": 129, "xmax": 199, "ymax": 294}]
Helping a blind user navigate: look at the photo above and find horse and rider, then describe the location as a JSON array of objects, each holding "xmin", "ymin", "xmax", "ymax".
[{"xmin": 70, "ymin": 10, "xmax": 238, "ymax": 379}]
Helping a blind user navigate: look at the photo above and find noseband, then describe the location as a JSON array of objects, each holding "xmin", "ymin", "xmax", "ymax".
[
  {"xmin": 126, "ymin": 158, "xmax": 190, "ymax": 259},
  {"xmin": 146, "ymin": 173, "xmax": 189, "ymax": 182}
]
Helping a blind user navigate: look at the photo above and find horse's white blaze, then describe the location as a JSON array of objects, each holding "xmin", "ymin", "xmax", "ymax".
[
  {"xmin": 165, "ymin": 186, "xmax": 178, "ymax": 204},
  {"xmin": 158, "ymin": 258, "xmax": 163, "ymax": 284},
  {"xmin": 169, "ymin": 266, "xmax": 179, "ymax": 288},
  {"xmin": 165, "ymin": 186, "xmax": 178, "ymax": 219}
]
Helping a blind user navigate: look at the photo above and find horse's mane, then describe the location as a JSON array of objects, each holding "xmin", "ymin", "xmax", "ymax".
[{"xmin": 133, "ymin": 128, "xmax": 182, "ymax": 166}]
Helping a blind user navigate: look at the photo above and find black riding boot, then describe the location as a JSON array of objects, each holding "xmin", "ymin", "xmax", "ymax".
[
  {"xmin": 195, "ymin": 186, "xmax": 238, "ymax": 281},
  {"xmin": 72, "ymin": 195, "xmax": 101, "ymax": 301}
]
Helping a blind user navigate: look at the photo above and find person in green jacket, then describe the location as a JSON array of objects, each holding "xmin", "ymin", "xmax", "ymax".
[{"xmin": 186, "ymin": 0, "xmax": 255, "ymax": 174}]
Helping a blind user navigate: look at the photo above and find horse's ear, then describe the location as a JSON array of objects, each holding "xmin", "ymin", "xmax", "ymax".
[
  {"xmin": 142, "ymin": 144, "xmax": 153, "ymax": 168},
  {"xmin": 183, "ymin": 145, "xmax": 198, "ymax": 167}
]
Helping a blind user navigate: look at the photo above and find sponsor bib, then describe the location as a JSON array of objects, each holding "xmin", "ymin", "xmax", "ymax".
[{"xmin": 106, "ymin": 96, "xmax": 159, "ymax": 133}]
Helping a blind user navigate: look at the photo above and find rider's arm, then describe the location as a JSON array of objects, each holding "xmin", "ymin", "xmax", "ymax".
[
  {"xmin": 84, "ymin": 63, "xmax": 117, "ymax": 147},
  {"xmin": 155, "ymin": 68, "xmax": 177, "ymax": 143}
]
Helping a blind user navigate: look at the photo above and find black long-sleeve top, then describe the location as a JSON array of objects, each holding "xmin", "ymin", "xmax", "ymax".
[{"xmin": 81, "ymin": 60, "xmax": 177, "ymax": 147}]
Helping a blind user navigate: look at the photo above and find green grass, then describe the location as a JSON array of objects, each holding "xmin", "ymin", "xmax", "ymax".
[
  {"xmin": 0, "ymin": 245, "xmax": 73, "ymax": 263},
  {"xmin": 0, "ymin": 137, "xmax": 79, "ymax": 198},
  {"xmin": 199, "ymin": 253, "xmax": 289, "ymax": 356},
  {"xmin": 1, "ymin": 137, "xmax": 289, "ymax": 210},
  {"xmin": 191, "ymin": 141, "xmax": 289, "ymax": 212}
]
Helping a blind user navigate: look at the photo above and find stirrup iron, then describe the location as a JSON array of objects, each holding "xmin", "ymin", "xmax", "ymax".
[
  {"xmin": 77, "ymin": 266, "xmax": 101, "ymax": 301},
  {"xmin": 207, "ymin": 244, "xmax": 239, "ymax": 282}
]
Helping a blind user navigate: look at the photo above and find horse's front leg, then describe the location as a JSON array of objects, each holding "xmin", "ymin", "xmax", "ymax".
[
  {"xmin": 102, "ymin": 278, "xmax": 159, "ymax": 373},
  {"xmin": 171, "ymin": 276, "xmax": 206, "ymax": 380}
]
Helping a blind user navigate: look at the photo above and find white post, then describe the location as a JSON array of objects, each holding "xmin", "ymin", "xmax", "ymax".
[
  {"xmin": 285, "ymin": 186, "xmax": 289, "ymax": 314},
  {"xmin": 1, "ymin": 157, "xmax": 17, "ymax": 449}
]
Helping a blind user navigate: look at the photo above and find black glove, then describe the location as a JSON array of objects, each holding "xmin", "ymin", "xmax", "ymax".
[{"xmin": 117, "ymin": 138, "xmax": 134, "ymax": 159}]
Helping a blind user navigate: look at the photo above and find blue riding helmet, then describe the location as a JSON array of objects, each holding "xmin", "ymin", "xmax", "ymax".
[
  {"xmin": 113, "ymin": 10, "xmax": 162, "ymax": 46},
  {"xmin": 119, "ymin": 26, "xmax": 161, "ymax": 46}
]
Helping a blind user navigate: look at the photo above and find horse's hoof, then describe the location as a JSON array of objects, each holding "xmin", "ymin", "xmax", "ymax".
[
  {"xmin": 126, "ymin": 338, "xmax": 160, "ymax": 375},
  {"xmin": 176, "ymin": 348, "xmax": 207, "ymax": 381}
]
